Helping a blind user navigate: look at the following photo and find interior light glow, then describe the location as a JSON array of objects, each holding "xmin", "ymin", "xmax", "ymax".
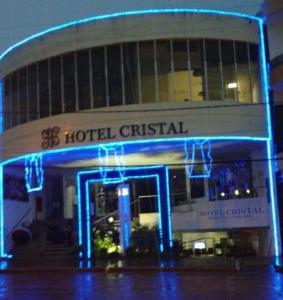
[
  {"xmin": 221, "ymin": 192, "xmax": 225, "ymax": 197},
  {"xmin": 227, "ymin": 82, "xmax": 238, "ymax": 89},
  {"xmin": 194, "ymin": 242, "xmax": 206, "ymax": 249},
  {"xmin": 246, "ymin": 189, "xmax": 251, "ymax": 194},
  {"xmin": 234, "ymin": 189, "xmax": 240, "ymax": 196}
]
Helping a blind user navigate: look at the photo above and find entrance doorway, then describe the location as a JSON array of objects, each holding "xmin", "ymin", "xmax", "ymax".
[{"xmin": 76, "ymin": 166, "xmax": 172, "ymax": 259}]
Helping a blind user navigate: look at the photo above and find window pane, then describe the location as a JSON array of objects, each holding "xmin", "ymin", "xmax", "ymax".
[
  {"xmin": 10, "ymin": 72, "xmax": 18, "ymax": 127},
  {"xmin": 156, "ymin": 40, "xmax": 172, "ymax": 102},
  {"xmin": 28, "ymin": 64, "xmax": 38, "ymax": 121},
  {"xmin": 4, "ymin": 76, "xmax": 11, "ymax": 130},
  {"xmin": 173, "ymin": 40, "xmax": 190, "ymax": 102},
  {"xmin": 123, "ymin": 43, "xmax": 139, "ymax": 104},
  {"xmin": 170, "ymin": 168, "xmax": 187, "ymax": 206},
  {"xmin": 63, "ymin": 53, "xmax": 76, "ymax": 112},
  {"xmin": 140, "ymin": 41, "xmax": 156, "ymax": 103},
  {"xmin": 205, "ymin": 40, "xmax": 222, "ymax": 100},
  {"xmin": 107, "ymin": 45, "xmax": 123, "ymax": 106},
  {"xmin": 236, "ymin": 42, "xmax": 251, "ymax": 102},
  {"xmin": 221, "ymin": 41, "xmax": 236, "ymax": 101},
  {"xmin": 50, "ymin": 56, "xmax": 62, "ymax": 115},
  {"xmin": 39, "ymin": 60, "xmax": 49, "ymax": 118},
  {"xmin": 91, "ymin": 47, "xmax": 106, "ymax": 108},
  {"xmin": 249, "ymin": 43, "xmax": 261, "ymax": 102},
  {"xmin": 77, "ymin": 50, "xmax": 91, "ymax": 110},
  {"xmin": 190, "ymin": 178, "xmax": 205, "ymax": 199},
  {"xmin": 189, "ymin": 39, "xmax": 205, "ymax": 101},
  {"xmin": 19, "ymin": 68, "xmax": 27, "ymax": 124}
]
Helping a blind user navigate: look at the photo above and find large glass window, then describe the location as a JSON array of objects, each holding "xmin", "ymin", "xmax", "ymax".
[
  {"xmin": 236, "ymin": 42, "xmax": 251, "ymax": 103},
  {"xmin": 39, "ymin": 60, "xmax": 50, "ymax": 118},
  {"xmin": 140, "ymin": 41, "xmax": 156, "ymax": 103},
  {"xmin": 2, "ymin": 39, "xmax": 260, "ymax": 130},
  {"xmin": 4, "ymin": 77, "xmax": 11, "ymax": 130},
  {"xmin": 18, "ymin": 68, "xmax": 27, "ymax": 124},
  {"xmin": 77, "ymin": 50, "xmax": 91, "ymax": 110},
  {"xmin": 221, "ymin": 41, "xmax": 237, "ymax": 101},
  {"xmin": 170, "ymin": 168, "xmax": 187, "ymax": 206},
  {"xmin": 28, "ymin": 64, "xmax": 38, "ymax": 121},
  {"xmin": 205, "ymin": 40, "xmax": 222, "ymax": 100},
  {"xmin": 123, "ymin": 43, "xmax": 139, "ymax": 104},
  {"xmin": 107, "ymin": 45, "xmax": 123, "ymax": 106},
  {"xmin": 91, "ymin": 47, "xmax": 106, "ymax": 108},
  {"xmin": 249, "ymin": 44, "xmax": 261, "ymax": 103},
  {"xmin": 189, "ymin": 39, "xmax": 205, "ymax": 101},
  {"xmin": 50, "ymin": 56, "xmax": 62, "ymax": 115},
  {"xmin": 10, "ymin": 72, "xmax": 18, "ymax": 127},
  {"xmin": 156, "ymin": 40, "xmax": 172, "ymax": 102},
  {"xmin": 172, "ymin": 40, "xmax": 191, "ymax": 102},
  {"xmin": 63, "ymin": 53, "xmax": 76, "ymax": 112}
]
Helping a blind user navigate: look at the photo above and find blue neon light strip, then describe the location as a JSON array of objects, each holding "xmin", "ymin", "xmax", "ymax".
[
  {"xmin": 0, "ymin": 9, "xmax": 260, "ymax": 61},
  {"xmin": 25, "ymin": 154, "xmax": 44, "ymax": 192},
  {"xmin": 85, "ymin": 181, "xmax": 92, "ymax": 259},
  {"xmin": 259, "ymin": 20, "xmax": 281, "ymax": 256},
  {"xmin": 0, "ymin": 166, "xmax": 5, "ymax": 257},
  {"xmin": 165, "ymin": 166, "xmax": 173, "ymax": 248},
  {"xmin": 76, "ymin": 172, "xmax": 83, "ymax": 255}
]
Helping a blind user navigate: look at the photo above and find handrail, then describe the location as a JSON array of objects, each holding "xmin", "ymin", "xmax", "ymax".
[{"xmin": 6, "ymin": 207, "xmax": 32, "ymax": 239}]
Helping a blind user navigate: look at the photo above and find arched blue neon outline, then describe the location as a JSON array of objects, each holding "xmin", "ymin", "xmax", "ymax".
[
  {"xmin": 0, "ymin": 9, "xmax": 279, "ymax": 258},
  {"xmin": 0, "ymin": 9, "xmax": 260, "ymax": 61}
]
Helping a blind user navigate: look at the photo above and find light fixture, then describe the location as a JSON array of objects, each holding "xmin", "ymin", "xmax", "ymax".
[
  {"xmin": 246, "ymin": 189, "xmax": 251, "ymax": 194},
  {"xmin": 227, "ymin": 82, "xmax": 238, "ymax": 89},
  {"xmin": 221, "ymin": 192, "xmax": 225, "ymax": 197},
  {"xmin": 108, "ymin": 217, "xmax": 114, "ymax": 223},
  {"xmin": 234, "ymin": 189, "xmax": 240, "ymax": 196}
]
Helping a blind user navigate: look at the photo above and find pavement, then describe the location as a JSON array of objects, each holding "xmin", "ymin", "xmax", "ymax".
[{"xmin": 0, "ymin": 267, "xmax": 282, "ymax": 299}]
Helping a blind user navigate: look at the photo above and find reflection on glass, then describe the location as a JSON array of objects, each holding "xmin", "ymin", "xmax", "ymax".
[
  {"xmin": 19, "ymin": 68, "xmax": 27, "ymax": 124},
  {"xmin": 92, "ymin": 47, "xmax": 106, "ymax": 108},
  {"xmin": 173, "ymin": 40, "xmax": 190, "ymax": 102},
  {"xmin": 4, "ymin": 77, "xmax": 11, "ymax": 130},
  {"xmin": 206, "ymin": 40, "xmax": 222, "ymax": 100},
  {"xmin": 28, "ymin": 64, "xmax": 38, "ymax": 121},
  {"xmin": 39, "ymin": 60, "xmax": 49, "ymax": 118},
  {"xmin": 123, "ymin": 43, "xmax": 139, "ymax": 104},
  {"xmin": 63, "ymin": 53, "xmax": 76, "ymax": 112},
  {"xmin": 221, "ymin": 41, "xmax": 236, "ymax": 101},
  {"xmin": 77, "ymin": 50, "xmax": 91, "ymax": 110},
  {"xmin": 156, "ymin": 40, "xmax": 172, "ymax": 102},
  {"xmin": 189, "ymin": 39, "xmax": 204, "ymax": 101},
  {"xmin": 10, "ymin": 72, "xmax": 18, "ymax": 127},
  {"xmin": 140, "ymin": 41, "xmax": 156, "ymax": 103},
  {"xmin": 107, "ymin": 45, "xmax": 123, "ymax": 106},
  {"xmin": 236, "ymin": 42, "xmax": 251, "ymax": 102},
  {"xmin": 50, "ymin": 56, "xmax": 62, "ymax": 115},
  {"xmin": 249, "ymin": 44, "xmax": 261, "ymax": 103}
]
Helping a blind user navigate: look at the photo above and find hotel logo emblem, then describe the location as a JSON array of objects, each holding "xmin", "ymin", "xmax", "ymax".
[{"xmin": 41, "ymin": 127, "xmax": 60, "ymax": 149}]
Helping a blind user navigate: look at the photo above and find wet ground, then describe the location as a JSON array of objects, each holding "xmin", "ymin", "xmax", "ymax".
[{"xmin": 0, "ymin": 267, "xmax": 281, "ymax": 300}]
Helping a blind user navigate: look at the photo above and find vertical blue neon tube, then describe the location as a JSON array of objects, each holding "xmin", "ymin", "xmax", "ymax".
[{"xmin": 259, "ymin": 19, "xmax": 281, "ymax": 257}]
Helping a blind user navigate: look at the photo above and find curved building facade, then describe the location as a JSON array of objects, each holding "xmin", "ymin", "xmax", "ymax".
[{"xmin": 0, "ymin": 3, "xmax": 280, "ymax": 260}]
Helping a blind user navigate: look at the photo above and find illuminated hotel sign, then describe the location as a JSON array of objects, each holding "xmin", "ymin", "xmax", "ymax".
[{"xmin": 41, "ymin": 121, "xmax": 189, "ymax": 149}]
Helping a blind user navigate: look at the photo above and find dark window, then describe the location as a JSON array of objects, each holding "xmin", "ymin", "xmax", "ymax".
[
  {"xmin": 107, "ymin": 45, "xmax": 123, "ymax": 106},
  {"xmin": 123, "ymin": 43, "xmax": 139, "ymax": 104},
  {"xmin": 50, "ymin": 56, "xmax": 62, "ymax": 115},
  {"xmin": 39, "ymin": 60, "xmax": 50, "ymax": 118},
  {"xmin": 77, "ymin": 50, "xmax": 91, "ymax": 110},
  {"xmin": 28, "ymin": 64, "xmax": 38, "ymax": 121},
  {"xmin": 205, "ymin": 40, "xmax": 222, "ymax": 100},
  {"xmin": 140, "ymin": 41, "xmax": 156, "ymax": 103},
  {"xmin": 63, "ymin": 53, "xmax": 76, "ymax": 112},
  {"xmin": 156, "ymin": 40, "xmax": 171, "ymax": 102},
  {"xmin": 91, "ymin": 47, "xmax": 106, "ymax": 108},
  {"xmin": 221, "ymin": 41, "xmax": 236, "ymax": 101},
  {"xmin": 190, "ymin": 178, "xmax": 205, "ymax": 199},
  {"xmin": 10, "ymin": 72, "xmax": 18, "ymax": 127},
  {"xmin": 170, "ymin": 168, "xmax": 187, "ymax": 206},
  {"xmin": 18, "ymin": 68, "xmax": 27, "ymax": 124},
  {"xmin": 4, "ymin": 77, "xmax": 11, "ymax": 130},
  {"xmin": 189, "ymin": 39, "xmax": 205, "ymax": 100}
]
